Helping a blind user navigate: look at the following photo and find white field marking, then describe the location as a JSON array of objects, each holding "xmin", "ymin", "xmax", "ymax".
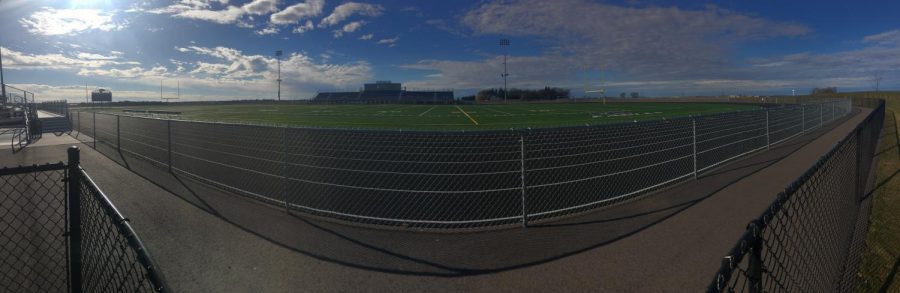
[
  {"xmin": 375, "ymin": 105, "xmax": 412, "ymax": 115},
  {"xmin": 482, "ymin": 107, "xmax": 514, "ymax": 116},
  {"xmin": 455, "ymin": 105, "xmax": 479, "ymax": 125},
  {"xmin": 418, "ymin": 106, "xmax": 437, "ymax": 117}
]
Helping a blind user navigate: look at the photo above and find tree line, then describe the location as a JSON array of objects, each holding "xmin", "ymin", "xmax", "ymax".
[{"xmin": 475, "ymin": 87, "xmax": 570, "ymax": 101}]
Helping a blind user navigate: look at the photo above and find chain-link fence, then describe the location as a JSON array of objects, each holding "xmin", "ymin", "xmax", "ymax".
[
  {"xmin": 0, "ymin": 147, "xmax": 169, "ymax": 292},
  {"xmin": 0, "ymin": 164, "xmax": 68, "ymax": 292},
  {"xmin": 70, "ymin": 100, "xmax": 852, "ymax": 229},
  {"xmin": 36, "ymin": 100, "xmax": 69, "ymax": 117},
  {"xmin": 708, "ymin": 98, "xmax": 885, "ymax": 292}
]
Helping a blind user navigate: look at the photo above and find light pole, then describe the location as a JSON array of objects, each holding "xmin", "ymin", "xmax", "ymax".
[
  {"xmin": 275, "ymin": 50, "xmax": 282, "ymax": 101},
  {"xmin": 0, "ymin": 46, "xmax": 6, "ymax": 103},
  {"xmin": 500, "ymin": 39, "xmax": 509, "ymax": 103}
]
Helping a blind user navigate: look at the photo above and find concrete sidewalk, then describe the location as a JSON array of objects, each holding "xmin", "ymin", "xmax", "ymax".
[{"xmin": 0, "ymin": 108, "xmax": 870, "ymax": 292}]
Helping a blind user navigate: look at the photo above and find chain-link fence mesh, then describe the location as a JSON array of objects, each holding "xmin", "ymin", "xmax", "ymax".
[
  {"xmin": 0, "ymin": 164, "xmax": 68, "ymax": 293},
  {"xmin": 36, "ymin": 101, "xmax": 68, "ymax": 116},
  {"xmin": 78, "ymin": 169, "xmax": 167, "ymax": 293},
  {"xmin": 708, "ymin": 98, "xmax": 884, "ymax": 292},
  {"xmin": 69, "ymin": 100, "xmax": 852, "ymax": 229},
  {"xmin": 0, "ymin": 149, "xmax": 169, "ymax": 292}
]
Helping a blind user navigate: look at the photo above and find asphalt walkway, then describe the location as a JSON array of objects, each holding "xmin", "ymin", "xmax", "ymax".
[{"xmin": 0, "ymin": 108, "xmax": 870, "ymax": 292}]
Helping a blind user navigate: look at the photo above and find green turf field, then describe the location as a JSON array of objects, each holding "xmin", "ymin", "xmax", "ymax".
[{"xmin": 77, "ymin": 102, "xmax": 758, "ymax": 130}]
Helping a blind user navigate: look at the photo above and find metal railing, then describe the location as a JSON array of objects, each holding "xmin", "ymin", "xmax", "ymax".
[
  {"xmin": 0, "ymin": 147, "xmax": 169, "ymax": 292},
  {"xmin": 708, "ymin": 98, "xmax": 885, "ymax": 292},
  {"xmin": 37, "ymin": 100, "xmax": 69, "ymax": 117},
  {"xmin": 2, "ymin": 84, "xmax": 41, "ymax": 149},
  {"xmin": 69, "ymin": 99, "xmax": 853, "ymax": 229}
]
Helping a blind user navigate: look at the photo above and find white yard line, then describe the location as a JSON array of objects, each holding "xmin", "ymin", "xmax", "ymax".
[
  {"xmin": 482, "ymin": 107, "xmax": 514, "ymax": 116},
  {"xmin": 418, "ymin": 106, "xmax": 437, "ymax": 117},
  {"xmin": 455, "ymin": 106, "xmax": 479, "ymax": 126}
]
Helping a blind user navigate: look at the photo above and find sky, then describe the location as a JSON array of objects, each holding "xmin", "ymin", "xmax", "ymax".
[{"xmin": 0, "ymin": 0, "xmax": 899, "ymax": 102}]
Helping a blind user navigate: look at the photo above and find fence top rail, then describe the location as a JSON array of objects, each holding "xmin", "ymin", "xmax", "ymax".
[
  {"xmin": 71, "ymin": 100, "xmax": 848, "ymax": 134},
  {"xmin": 706, "ymin": 98, "xmax": 884, "ymax": 293},
  {"xmin": 0, "ymin": 162, "xmax": 66, "ymax": 176},
  {"xmin": 77, "ymin": 166, "xmax": 171, "ymax": 293}
]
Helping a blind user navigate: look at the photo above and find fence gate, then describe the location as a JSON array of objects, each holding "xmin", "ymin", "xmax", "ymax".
[{"xmin": 0, "ymin": 146, "xmax": 168, "ymax": 293}]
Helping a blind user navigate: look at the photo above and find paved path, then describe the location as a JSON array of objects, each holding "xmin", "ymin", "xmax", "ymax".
[{"xmin": 0, "ymin": 109, "xmax": 870, "ymax": 292}]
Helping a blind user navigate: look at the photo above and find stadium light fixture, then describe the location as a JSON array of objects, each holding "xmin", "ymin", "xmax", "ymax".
[
  {"xmin": 275, "ymin": 50, "xmax": 282, "ymax": 101},
  {"xmin": 500, "ymin": 39, "xmax": 509, "ymax": 103}
]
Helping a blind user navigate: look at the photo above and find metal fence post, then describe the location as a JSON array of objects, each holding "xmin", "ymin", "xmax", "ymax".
[
  {"xmin": 801, "ymin": 105, "xmax": 805, "ymax": 133},
  {"xmin": 519, "ymin": 134, "xmax": 528, "ymax": 228},
  {"xmin": 167, "ymin": 120, "xmax": 172, "ymax": 172},
  {"xmin": 66, "ymin": 146, "xmax": 83, "ymax": 293},
  {"xmin": 282, "ymin": 127, "xmax": 289, "ymax": 211},
  {"xmin": 693, "ymin": 117, "xmax": 698, "ymax": 180},
  {"xmin": 819, "ymin": 103, "xmax": 823, "ymax": 128},
  {"xmin": 765, "ymin": 109, "xmax": 770, "ymax": 150},
  {"xmin": 748, "ymin": 222, "xmax": 763, "ymax": 293},
  {"xmin": 92, "ymin": 112, "xmax": 96, "ymax": 149},
  {"xmin": 116, "ymin": 115, "xmax": 121, "ymax": 152}
]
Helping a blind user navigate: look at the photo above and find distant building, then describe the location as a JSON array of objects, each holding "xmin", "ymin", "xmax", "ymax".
[
  {"xmin": 364, "ymin": 81, "xmax": 402, "ymax": 92},
  {"xmin": 91, "ymin": 89, "xmax": 112, "ymax": 102},
  {"xmin": 314, "ymin": 81, "xmax": 454, "ymax": 104}
]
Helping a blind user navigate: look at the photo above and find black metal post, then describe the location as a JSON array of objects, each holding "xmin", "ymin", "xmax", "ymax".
[
  {"xmin": 748, "ymin": 222, "xmax": 763, "ymax": 293},
  {"xmin": 66, "ymin": 146, "xmax": 83, "ymax": 293},
  {"xmin": 116, "ymin": 115, "xmax": 121, "ymax": 152},
  {"xmin": 519, "ymin": 134, "xmax": 527, "ymax": 228},
  {"xmin": 92, "ymin": 112, "xmax": 96, "ymax": 149},
  {"xmin": 282, "ymin": 127, "xmax": 289, "ymax": 211},
  {"xmin": 167, "ymin": 120, "xmax": 172, "ymax": 172}
]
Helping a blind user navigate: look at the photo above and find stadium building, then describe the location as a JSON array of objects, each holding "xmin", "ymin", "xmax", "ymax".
[{"xmin": 313, "ymin": 81, "xmax": 454, "ymax": 104}]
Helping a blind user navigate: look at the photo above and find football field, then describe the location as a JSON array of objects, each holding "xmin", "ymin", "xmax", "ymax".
[{"xmin": 78, "ymin": 102, "xmax": 758, "ymax": 130}]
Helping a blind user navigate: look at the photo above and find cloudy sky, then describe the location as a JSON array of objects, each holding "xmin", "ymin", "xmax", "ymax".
[{"xmin": 1, "ymin": 0, "xmax": 899, "ymax": 101}]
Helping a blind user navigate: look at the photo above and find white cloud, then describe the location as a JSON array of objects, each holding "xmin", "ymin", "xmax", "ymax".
[
  {"xmin": 333, "ymin": 21, "xmax": 365, "ymax": 38},
  {"xmin": 243, "ymin": 0, "xmax": 279, "ymax": 15},
  {"xmin": 319, "ymin": 2, "xmax": 384, "ymax": 27},
  {"xmin": 255, "ymin": 26, "xmax": 279, "ymax": 35},
  {"xmin": 75, "ymin": 52, "xmax": 121, "ymax": 60},
  {"xmin": 173, "ymin": 5, "xmax": 244, "ymax": 24},
  {"xmin": 175, "ymin": 45, "xmax": 372, "ymax": 88},
  {"xmin": 376, "ymin": 37, "xmax": 398, "ymax": 46},
  {"xmin": 270, "ymin": 0, "xmax": 324, "ymax": 25},
  {"xmin": 404, "ymin": 0, "xmax": 815, "ymax": 93},
  {"xmin": 145, "ymin": 0, "xmax": 286, "ymax": 25},
  {"xmin": 0, "ymin": 47, "xmax": 138, "ymax": 70},
  {"xmin": 292, "ymin": 20, "xmax": 314, "ymax": 34},
  {"xmin": 359, "ymin": 33, "xmax": 374, "ymax": 40},
  {"xmin": 19, "ymin": 8, "xmax": 125, "ymax": 36},
  {"xmin": 864, "ymin": 30, "xmax": 900, "ymax": 45}
]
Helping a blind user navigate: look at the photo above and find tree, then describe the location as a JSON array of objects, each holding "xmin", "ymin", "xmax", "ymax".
[
  {"xmin": 620, "ymin": 92, "xmax": 627, "ymax": 99},
  {"xmin": 630, "ymin": 92, "xmax": 639, "ymax": 99}
]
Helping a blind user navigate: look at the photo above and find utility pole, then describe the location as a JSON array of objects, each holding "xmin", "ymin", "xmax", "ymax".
[
  {"xmin": 500, "ymin": 39, "xmax": 509, "ymax": 103},
  {"xmin": 275, "ymin": 50, "xmax": 282, "ymax": 101},
  {"xmin": 0, "ymin": 46, "xmax": 6, "ymax": 103},
  {"xmin": 85, "ymin": 82, "xmax": 88, "ymax": 103}
]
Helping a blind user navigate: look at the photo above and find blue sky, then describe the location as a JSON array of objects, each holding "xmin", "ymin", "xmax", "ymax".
[{"xmin": 1, "ymin": 0, "xmax": 899, "ymax": 101}]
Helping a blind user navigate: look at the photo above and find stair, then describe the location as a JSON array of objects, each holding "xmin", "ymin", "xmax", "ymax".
[{"xmin": 40, "ymin": 116, "xmax": 71, "ymax": 133}]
